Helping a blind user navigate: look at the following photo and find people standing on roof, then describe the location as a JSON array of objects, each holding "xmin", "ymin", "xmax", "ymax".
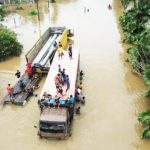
[
  {"xmin": 55, "ymin": 83, "xmax": 60, "ymax": 90},
  {"xmin": 58, "ymin": 42, "xmax": 64, "ymax": 59},
  {"xmin": 68, "ymin": 44, "xmax": 73, "ymax": 59},
  {"xmin": 60, "ymin": 69, "xmax": 66, "ymax": 85},
  {"xmin": 15, "ymin": 70, "xmax": 21, "ymax": 78},
  {"xmin": 6, "ymin": 84, "xmax": 13, "ymax": 99},
  {"xmin": 58, "ymin": 64, "xmax": 61, "ymax": 73},
  {"xmin": 66, "ymin": 75, "xmax": 70, "ymax": 91},
  {"xmin": 55, "ymin": 74, "xmax": 62, "ymax": 86},
  {"xmin": 58, "ymin": 86, "xmax": 63, "ymax": 95}
]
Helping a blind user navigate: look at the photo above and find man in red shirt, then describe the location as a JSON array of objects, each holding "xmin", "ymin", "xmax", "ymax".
[
  {"xmin": 25, "ymin": 67, "xmax": 32, "ymax": 79},
  {"xmin": 55, "ymin": 74, "xmax": 62, "ymax": 85},
  {"xmin": 6, "ymin": 84, "xmax": 13, "ymax": 98},
  {"xmin": 26, "ymin": 62, "xmax": 32, "ymax": 69}
]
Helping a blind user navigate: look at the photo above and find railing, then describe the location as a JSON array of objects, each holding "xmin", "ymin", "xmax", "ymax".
[{"xmin": 25, "ymin": 27, "xmax": 66, "ymax": 63}]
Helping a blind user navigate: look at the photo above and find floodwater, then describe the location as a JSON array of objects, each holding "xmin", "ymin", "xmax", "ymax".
[{"xmin": 0, "ymin": 0, "xmax": 150, "ymax": 149}]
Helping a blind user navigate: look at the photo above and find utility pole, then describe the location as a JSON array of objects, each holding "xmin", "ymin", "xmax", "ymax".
[
  {"xmin": 36, "ymin": 0, "xmax": 40, "ymax": 21},
  {"xmin": 36, "ymin": 0, "xmax": 41, "ymax": 37},
  {"xmin": 48, "ymin": 0, "xmax": 49, "ymax": 8}
]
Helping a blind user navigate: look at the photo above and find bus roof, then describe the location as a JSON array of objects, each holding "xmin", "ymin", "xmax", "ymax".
[
  {"xmin": 40, "ymin": 108, "xmax": 67, "ymax": 123},
  {"xmin": 40, "ymin": 48, "xmax": 79, "ymax": 98}
]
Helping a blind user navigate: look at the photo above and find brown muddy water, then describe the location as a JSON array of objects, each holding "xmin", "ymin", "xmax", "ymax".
[{"xmin": 0, "ymin": 0, "xmax": 150, "ymax": 150}]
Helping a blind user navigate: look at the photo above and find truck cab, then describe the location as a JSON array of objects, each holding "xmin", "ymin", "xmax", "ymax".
[{"xmin": 39, "ymin": 107, "xmax": 71, "ymax": 139}]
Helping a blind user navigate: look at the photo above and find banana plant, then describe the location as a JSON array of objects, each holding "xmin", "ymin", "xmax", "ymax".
[
  {"xmin": 143, "ymin": 68, "xmax": 150, "ymax": 86},
  {"xmin": 138, "ymin": 110, "xmax": 150, "ymax": 125},
  {"xmin": 142, "ymin": 126, "xmax": 150, "ymax": 139}
]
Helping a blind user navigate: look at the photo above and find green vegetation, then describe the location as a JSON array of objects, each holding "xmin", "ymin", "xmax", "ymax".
[
  {"xmin": 15, "ymin": 4, "xmax": 24, "ymax": 10},
  {"xmin": 138, "ymin": 110, "xmax": 150, "ymax": 125},
  {"xmin": 120, "ymin": 0, "xmax": 150, "ymax": 94},
  {"xmin": 9, "ymin": 0, "xmax": 28, "ymax": 4},
  {"xmin": 138, "ymin": 110, "xmax": 150, "ymax": 139},
  {"xmin": 0, "ymin": 5, "xmax": 6, "ymax": 21},
  {"xmin": 28, "ymin": 10, "xmax": 38, "ymax": 16},
  {"xmin": 0, "ymin": 25, "xmax": 23, "ymax": 61},
  {"xmin": 120, "ymin": 0, "xmax": 150, "ymax": 139},
  {"xmin": 142, "ymin": 126, "xmax": 150, "ymax": 139}
]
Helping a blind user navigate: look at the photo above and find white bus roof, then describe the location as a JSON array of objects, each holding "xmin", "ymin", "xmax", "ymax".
[{"xmin": 40, "ymin": 48, "xmax": 79, "ymax": 98}]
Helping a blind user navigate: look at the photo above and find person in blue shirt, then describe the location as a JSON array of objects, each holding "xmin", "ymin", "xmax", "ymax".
[{"xmin": 68, "ymin": 95, "xmax": 75, "ymax": 103}]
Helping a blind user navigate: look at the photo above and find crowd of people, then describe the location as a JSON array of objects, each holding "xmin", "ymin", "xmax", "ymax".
[
  {"xmin": 55, "ymin": 65, "xmax": 70, "ymax": 94},
  {"xmin": 38, "ymin": 41, "xmax": 85, "ymax": 110},
  {"xmin": 39, "ymin": 64, "xmax": 72, "ymax": 109},
  {"xmin": 6, "ymin": 41, "xmax": 85, "ymax": 109},
  {"xmin": 39, "ymin": 64, "xmax": 85, "ymax": 111},
  {"xmin": 39, "ymin": 92, "xmax": 75, "ymax": 111},
  {"xmin": 6, "ymin": 61, "xmax": 41, "ymax": 101}
]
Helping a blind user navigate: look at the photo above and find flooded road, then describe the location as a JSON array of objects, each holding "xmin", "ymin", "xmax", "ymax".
[{"xmin": 0, "ymin": 0, "xmax": 150, "ymax": 149}]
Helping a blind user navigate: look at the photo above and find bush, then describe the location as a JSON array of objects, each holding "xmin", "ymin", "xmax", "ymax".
[
  {"xmin": 28, "ymin": 10, "xmax": 38, "ymax": 16},
  {"xmin": 0, "ymin": 25, "xmax": 23, "ymax": 61},
  {"xmin": 138, "ymin": 110, "xmax": 150, "ymax": 125},
  {"xmin": 142, "ymin": 126, "xmax": 150, "ymax": 139}
]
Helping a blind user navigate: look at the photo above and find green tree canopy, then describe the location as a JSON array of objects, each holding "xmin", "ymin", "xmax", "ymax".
[{"xmin": 0, "ymin": 25, "xmax": 23, "ymax": 61}]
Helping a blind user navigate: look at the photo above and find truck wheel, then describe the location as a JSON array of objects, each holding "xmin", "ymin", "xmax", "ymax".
[{"xmin": 39, "ymin": 135, "xmax": 43, "ymax": 139}]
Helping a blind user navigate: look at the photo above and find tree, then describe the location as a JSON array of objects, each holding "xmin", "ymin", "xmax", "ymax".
[
  {"xmin": 120, "ymin": 0, "xmax": 150, "ymax": 139},
  {"xmin": 0, "ymin": 25, "xmax": 23, "ymax": 61},
  {"xmin": 0, "ymin": 5, "xmax": 6, "ymax": 21}
]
